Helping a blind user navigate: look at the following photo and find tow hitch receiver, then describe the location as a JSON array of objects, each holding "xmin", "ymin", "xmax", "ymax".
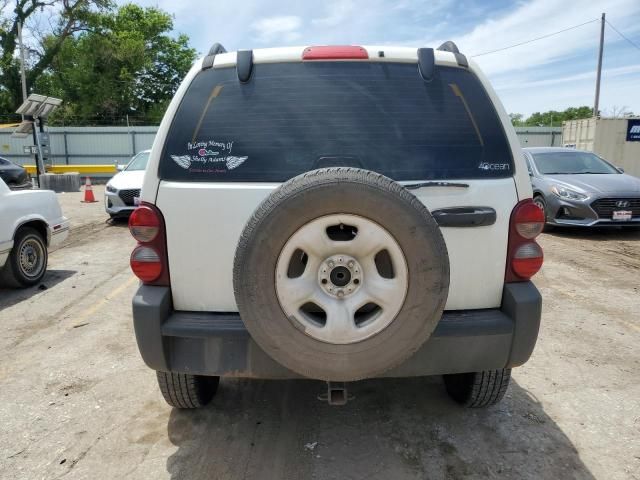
[{"xmin": 318, "ymin": 382, "xmax": 352, "ymax": 405}]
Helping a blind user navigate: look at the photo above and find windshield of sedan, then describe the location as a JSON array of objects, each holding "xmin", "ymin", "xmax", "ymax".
[
  {"xmin": 531, "ymin": 151, "xmax": 619, "ymax": 175},
  {"xmin": 126, "ymin": 151, "xmax": 150, "ymax": 171}
]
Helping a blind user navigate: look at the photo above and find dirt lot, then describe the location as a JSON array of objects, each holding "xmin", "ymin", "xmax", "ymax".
[{"xmin": 0, "ymin": 188, "xmax": 639, "ymax": 480}]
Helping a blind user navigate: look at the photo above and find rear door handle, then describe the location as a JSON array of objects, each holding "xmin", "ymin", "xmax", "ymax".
[{"xmin": 431, "ymin": 206, "xmax": 496, "ymax": 227}]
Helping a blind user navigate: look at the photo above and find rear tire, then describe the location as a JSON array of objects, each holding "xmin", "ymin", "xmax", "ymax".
[
  {"xmin": 0, "ymin": 226, "xmax": 48, "ymax": 288},
  {"xmin": 443, "ymin": 369, "xmax": 511, "ymax": 408},
  {"xmin": 156, "ymin": 371, "xmax": 219, "ymax": 409}
]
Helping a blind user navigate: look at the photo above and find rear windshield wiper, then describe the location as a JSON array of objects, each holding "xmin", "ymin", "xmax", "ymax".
[{"xmin": 404, "ymin": 181, "xmax": 469, "ymax": 190}]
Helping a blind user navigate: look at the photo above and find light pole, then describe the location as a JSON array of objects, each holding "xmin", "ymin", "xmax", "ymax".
[{"xmin": 593, "ymin": 13, "xmax": 605, "ymax": 117}]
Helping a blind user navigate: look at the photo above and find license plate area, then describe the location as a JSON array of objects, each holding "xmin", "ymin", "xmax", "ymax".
[{"xmin": 612, "ymin": 210, "xmax": 632, "ymax": 221}]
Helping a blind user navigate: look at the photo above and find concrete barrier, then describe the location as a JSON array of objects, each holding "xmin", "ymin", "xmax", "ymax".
[
  {"xmin": 39, "ymin": 173, "xmax": 81, "ymax": 193},
  {"xmin": 24, "ymin": 164, "xmax": 117, "ymax": 175}
]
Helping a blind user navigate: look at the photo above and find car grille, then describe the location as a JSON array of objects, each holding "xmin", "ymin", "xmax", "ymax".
[
  {"xmin": 591, "ymin": 198, "xmax": 640, "ymax": 218},
  {"xmin": 118, "ymin": 189, "xmax": 140, "ymax": 206}
]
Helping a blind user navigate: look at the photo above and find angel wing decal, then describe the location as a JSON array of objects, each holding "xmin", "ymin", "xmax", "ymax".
[
  {"xmin": 226, "ymin": 156, "xmax": 248, "ymax": 170},
  {"xmin": 171, "ymin": 155, "xmax": 192, "ymax": 169}
]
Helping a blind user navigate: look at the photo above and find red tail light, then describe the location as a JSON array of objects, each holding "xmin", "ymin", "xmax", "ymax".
[
  {"xmin": 506, "ymin": 199, "xmax": 544, "ymax": 282},
  {"xmin": 302, "ymin": 46, "xmax": 369, "ymax": 60},
  {"xmin": 129, "ymin": 202, "xmax": 169, "ymax": 285},
  {"xmin": 129, "ymin": 206, "xmax": 160, "ymax": 242},
  {"xmin": 131, "ymin": 246, "xmax": 163, "ymax": 282}
]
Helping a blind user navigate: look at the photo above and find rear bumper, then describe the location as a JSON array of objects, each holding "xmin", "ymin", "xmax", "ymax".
[
  {"xmin": 132, "ymin": 282, "xmax": 541, "ymax": 379},
  {"xmin": 7, "ymin": 181, "xmax": 32, "ymax": 190}
]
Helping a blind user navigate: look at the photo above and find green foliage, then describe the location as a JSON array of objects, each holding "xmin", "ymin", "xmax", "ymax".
[
  {"xmin": 36, "ymin": 4, "xmax": 197, "ymax": 124},
  {"xmin": 509, "ymin": 113, "xmax": 525, "ymax": 126},
  {"xmin": 0, "ymin": 0, "xmax": 112, "ymax": 115},
  {"xmin": 510, "ymin": 106, "xmax": 594, "ymax": 127},
  {"xmin": 1, "ymin": 1, "xmax": 196, "ymax": 125}
]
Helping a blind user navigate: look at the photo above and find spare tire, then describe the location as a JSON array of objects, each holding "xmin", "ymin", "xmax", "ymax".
[{"xmin": 233, "ymin": 168, "xmax": 449, "ymax": 381}]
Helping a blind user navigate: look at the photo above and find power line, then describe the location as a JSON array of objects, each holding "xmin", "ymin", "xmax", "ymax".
[
  {"xmin": 471, "ymin": 18, "xmax": 600, "ymax": 57},
  {"xmin": 605, "ymin": 19, "xmax": 640, "ymax": 51}
]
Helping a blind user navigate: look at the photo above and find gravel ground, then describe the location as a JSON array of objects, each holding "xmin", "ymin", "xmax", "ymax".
[{"xmin": 0, "ymin": 189, "xmax": 638, "ymax": 480}]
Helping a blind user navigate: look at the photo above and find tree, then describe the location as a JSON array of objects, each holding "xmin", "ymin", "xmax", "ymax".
[
  {"xmin": 36, "ymin": 4, "xmax": 196, "ymax": 124},
  {"xmin": 509, "ymin": 106, "xmax": 593, "ymax": 127},
  {"xmin": 509, "ymin": 113, "xmax": 525, "ymax": 126},
  {"xmin": 0, "ymin": 0, "xmax": 111, "ymax": 114},
  {"xmin": 606, "ymin": 105, "xmax": 633, "ymax": 118}
]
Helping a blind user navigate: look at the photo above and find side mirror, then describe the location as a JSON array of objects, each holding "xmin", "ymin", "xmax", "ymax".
[
  {"xmin": 617, "ymin": 167, "xmax": 624, "ymax": 173},
  {"xmin": 117, "ymin": 164, "xmax": 125, "ymax": 171}
]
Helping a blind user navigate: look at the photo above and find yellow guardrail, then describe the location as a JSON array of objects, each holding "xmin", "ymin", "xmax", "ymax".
[{"xmin": 23, "ymin": 164, "xmax": 118, "ymax": 175}]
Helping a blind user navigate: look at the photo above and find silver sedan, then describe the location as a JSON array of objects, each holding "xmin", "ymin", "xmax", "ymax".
[{"xmin": 523, "ymin": 147, "xmax": 640, "ymax": 228}]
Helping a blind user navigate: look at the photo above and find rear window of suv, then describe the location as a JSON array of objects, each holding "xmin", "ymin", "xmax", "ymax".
[{"xmin": 160, "ymin": 61, "xmax": 513, "ymax": 182}]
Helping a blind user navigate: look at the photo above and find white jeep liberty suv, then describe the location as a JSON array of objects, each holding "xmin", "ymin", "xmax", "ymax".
[{"xmin": 129, "ymin": 42, "xmax": 544, "ymax": 408}]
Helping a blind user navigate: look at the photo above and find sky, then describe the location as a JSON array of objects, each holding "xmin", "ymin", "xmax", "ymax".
[{"xmin": 126, "ymin": 0, "xmax": 640, "ymax": 117}]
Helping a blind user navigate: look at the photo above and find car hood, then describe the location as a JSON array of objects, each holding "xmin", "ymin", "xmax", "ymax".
[
  {"xmin": 545, "ymin": 173, "xmax": 640, "ymax": 196},
  {"xmin": 107, "ymin": 170, "xmax": 145, "ymax": 190}
]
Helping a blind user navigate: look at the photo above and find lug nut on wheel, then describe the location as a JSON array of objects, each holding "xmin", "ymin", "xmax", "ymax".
[{"xmin": 337, "ymin": 289, "xmax": 344, "ymax": 297}]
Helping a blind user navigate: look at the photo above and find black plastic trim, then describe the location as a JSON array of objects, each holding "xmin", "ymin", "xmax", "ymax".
[
  {"xmin": 236, "ymin": 50, "xmax": 254, "ymax": 83},
  {"xmin": 202, "ymin": 42, "xmax": 227, "ymax": 70},
  {"xmin": 432, "ymin": 206, "xmax": 496, "ymax": 227},
  {"xmin": 163, "ymin": 312, "xmax": 249, "ymax": 338},
  {"xmin": 132, "ymin": 285, "xmax": 171, "ymax": 371},
  {"xmin": 417, "ymin": 47, "xmax": 435, "ymax": 81},
  {"xmin": 502, "ymin": 282, "xmax": 542, "ymax": 367},
  {"xmin": 454, "ymin": 52, "xmax": 469, "ymax": 68},
  {"xmin": 132, "ymin": 282, "xmax": 542, "ymax": 378},
  {"xmin": 436, "ymin": 41, "xmax": 468, "ymax": 68}
]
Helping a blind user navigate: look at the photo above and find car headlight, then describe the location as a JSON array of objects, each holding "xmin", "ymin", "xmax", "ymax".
[
  {"xmin": 550, "ymin": 185, "xmax": 588, "ymax": 201},
  {"xmin": 106, "ymin": 184, "xmax": 117, "ymax": 193}
]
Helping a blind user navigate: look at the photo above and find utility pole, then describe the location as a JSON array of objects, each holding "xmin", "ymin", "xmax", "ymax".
[
  {"xmin": 17, "ymin": 21, "xmax": 28, "ymax": 106},
  {"xmin": 593, "ymin": 12, "xmax": 605, "ymax": 118}
]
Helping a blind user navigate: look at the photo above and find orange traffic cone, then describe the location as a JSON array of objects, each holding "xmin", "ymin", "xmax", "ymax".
[{"xmin": 81, "ymin": 177, "xmax": 98, "ymax": 203}]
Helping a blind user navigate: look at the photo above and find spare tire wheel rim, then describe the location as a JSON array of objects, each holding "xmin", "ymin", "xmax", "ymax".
[{"xmin": 275, "ymin": 214, "xmax": 408, "ymax": 345}]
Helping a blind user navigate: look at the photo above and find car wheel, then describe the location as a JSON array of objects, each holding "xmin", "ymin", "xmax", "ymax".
[
  {"xmin": 533, "ymin": 195, "xmax": 553, "ymax": 231},
  {"xmin": 443, "ymin": 369, "xmax": 511, "ymax": 407},
  {"xmin": 156, "ymin": 371, "xmax": 219, "ymax": 408},
  {"xmin": 233, "ymin": 167, "xmax": 450, "ymax": 381},
  {"xmin": 533, "ymin": 195, "xmax": 546, "ymax": 217},
  {"xmin": 0, "ymin": 226, "xmax": 48, "ymax": 288}
]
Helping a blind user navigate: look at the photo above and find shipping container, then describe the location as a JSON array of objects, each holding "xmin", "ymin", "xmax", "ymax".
[{"xmin": 562, "ymin": 117, "xmax": 640, "ymax": 177}]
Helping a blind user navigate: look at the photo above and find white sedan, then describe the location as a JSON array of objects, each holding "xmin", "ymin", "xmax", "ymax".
[
  {"xmin": 0, "ymin": 177, "xmax": 69, "ymax": 287},
  {"xmin": 105, "ymin": 150, "xmax": 150, "ymax": 218}
]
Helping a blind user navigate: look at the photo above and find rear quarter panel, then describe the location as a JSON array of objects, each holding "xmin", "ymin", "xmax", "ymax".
[{"xmin": 468, "ymin": 58, "xmax": 531, "ymax": 201}]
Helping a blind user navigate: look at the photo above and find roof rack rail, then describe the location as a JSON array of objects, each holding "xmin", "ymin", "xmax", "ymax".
[
  {"xmin": 437, "ymin": 41, "xmax": 460, "ymax": 54},
  {"xmin": 436, "ymin": 41, "xmax": 468, "ymax": 68},
  {"xmin": 202, "ymin": 43, "xmax": 227, "ymax": 70}
]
